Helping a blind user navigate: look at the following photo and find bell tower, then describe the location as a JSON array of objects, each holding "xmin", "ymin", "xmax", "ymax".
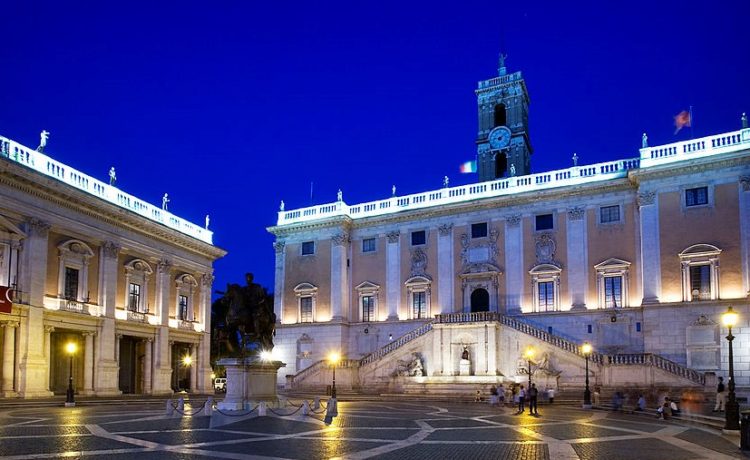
[{"xmin": 475, "ymin": 54, "xmax": 532, "ymax": 182}]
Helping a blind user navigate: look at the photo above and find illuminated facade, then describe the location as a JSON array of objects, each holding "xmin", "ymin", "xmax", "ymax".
[
  {"xmin": 268, "ymin": 58, "xmax": 750, "ymax": 392},
  {"xmin": 0, "ymin": 136, "xmax": 226, "ymax": 397}
]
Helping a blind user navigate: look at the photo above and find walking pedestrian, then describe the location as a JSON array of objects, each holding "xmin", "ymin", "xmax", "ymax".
[
  {"xmin": 517, "ymin": 385, "xmax": 526, "ymax": 414},
  {"xmin": 593, "ymin": 386, "xmax": 601, "ymax": 407},
  {"xmin": 713, "ymin": 376, "xmax": 726, "ymax": 412},
  {"xmin": 529, "ymin": 383, "xmax": 539, "ymax": 416},
  {"xmin": 547, "ymin": 386, "xmax": 555, "ymax": 404}
]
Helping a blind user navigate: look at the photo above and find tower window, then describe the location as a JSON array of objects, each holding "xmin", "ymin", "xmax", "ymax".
[
  {"xmin": 471, "ymin": 223, "xmax": 488, "ymax": 238},
  {"xmin": 493, "ymin": 103, "xmax": 507, "ymax": 127}
]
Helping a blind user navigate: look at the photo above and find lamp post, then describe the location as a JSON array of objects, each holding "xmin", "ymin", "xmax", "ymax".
[
  {"xmin": 524, "ymin": 347, "xmax": 534, "ymax": 389},
  {"xmin": 721, "ymin": 306, "xmax": 740, "ymax": 432},
  {"xmin": 581, "ymin": 342, "xmax": 592, "ymax": 409},
  {"xmin": 329, "ymin": 352, "xmax": 340, "ymax": 398},
  {"xmin": 65, "ymin": 342, "xmax": 77, "ymax": 407}
]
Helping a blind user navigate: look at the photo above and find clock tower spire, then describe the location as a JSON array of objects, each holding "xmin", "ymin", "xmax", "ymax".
[{"xmin": 475, "ymin": 54, "xmax": 532, "ymax": 182}]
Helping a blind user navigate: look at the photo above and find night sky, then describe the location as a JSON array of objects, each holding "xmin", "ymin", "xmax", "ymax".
[{"xmin": 2, "ymin": 2, "xmax": 748, "ymax": 293}]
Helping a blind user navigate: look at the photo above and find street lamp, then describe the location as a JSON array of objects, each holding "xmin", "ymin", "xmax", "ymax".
[
  {"xmin": 581, "ymin": 342, "xmax": 592, "ymax": 408},
  {"xmin": 329, "ymin": 352, "xmax": 341, "ymax": 398},
  {"xmin": 721, "ymin": 306, "xmax": 740, "ymax": 431},
  {"xmin": 260, "ymin": 351, "xmax": 272, "ymax": 362},
  {"xmin": 65, "ymin": 342, "xmax": 77, "ymax": 407},
  {"xmin": 524, "ymin": 347, "xmax": 535, "ymax": 389}
]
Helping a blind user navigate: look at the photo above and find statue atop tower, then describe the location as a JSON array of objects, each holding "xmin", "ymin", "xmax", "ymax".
[{"xmin": 475, "ymin": 54, "xmax": 533, "ymax": 182}]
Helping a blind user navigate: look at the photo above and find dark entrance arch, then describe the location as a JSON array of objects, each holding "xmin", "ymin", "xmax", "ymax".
[{"xmin": 470, "ymin": 288, "xmax": 490, "ymax": 312}]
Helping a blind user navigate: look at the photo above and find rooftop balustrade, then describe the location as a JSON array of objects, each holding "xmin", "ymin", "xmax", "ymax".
[
  {"xmin": 277, "ymin": 128, "xmax": 750, "ymax": 226},
  {"xmin": 0, "ymin": 136, "xmax": 213, "ymax": 244}
]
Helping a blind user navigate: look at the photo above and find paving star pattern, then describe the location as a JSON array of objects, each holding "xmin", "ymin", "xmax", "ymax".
[{"xmin": 0, "ymin": 400, "xmax": 743, "ymax": 459}]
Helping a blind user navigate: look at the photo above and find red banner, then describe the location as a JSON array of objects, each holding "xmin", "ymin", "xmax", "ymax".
[{"xmin": 0, "ymin": 286, "xmax": 12, "ymax": 314}]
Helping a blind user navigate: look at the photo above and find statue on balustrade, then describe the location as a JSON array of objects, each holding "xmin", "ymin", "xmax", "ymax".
[{"xmin": 211, "ymin": 272, "xmax": 276, "ymax": 360}]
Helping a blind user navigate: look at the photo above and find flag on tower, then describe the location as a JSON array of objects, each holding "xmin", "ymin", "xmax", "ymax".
[
  {"xmin": 674, "ymin": 110, "xmax": 691, "ymax": 134},
  {"xmin": 459, "ymin": 160, "xmax": 477, "ymax": 173}
]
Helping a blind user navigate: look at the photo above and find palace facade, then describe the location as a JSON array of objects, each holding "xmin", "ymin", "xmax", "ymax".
[
  {"xmin": 268, "ymin": 57, "xmax": 750, "ymax": 393},
  {"xmin": 0, "ymin": 136, "xmax": 225, "ymax": 397}
]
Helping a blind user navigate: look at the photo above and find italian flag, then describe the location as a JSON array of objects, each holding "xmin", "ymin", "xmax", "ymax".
[{"xmin": 459, "ymin": 160, "xmax": 477, "ymax": 173}]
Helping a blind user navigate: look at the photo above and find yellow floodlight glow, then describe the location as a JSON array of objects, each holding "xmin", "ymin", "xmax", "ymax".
[
  {"xmin": 182, "ymin": 355, "xmax": 193, "ymax": 366},
  {"xmin": 329, "ymin": 352, "xmax": 341, "ymax": 365},
  {"xmin": 65, "ymin": 342, "xmax": 77, "ymax": 355},
  {"xmin": 722, "ymin": 306, "xmax": 738, "ymax": 328},
  {"xmin": 581, "ymin": 342, "xmax": 592, "ymax": 355},
  {"xmin": 524, "ymin": 347, "xmax": 535, "ymax": 360},
  {"xmin": 260, "ymin": 351, "xmax": 273, "ymax": 361}
]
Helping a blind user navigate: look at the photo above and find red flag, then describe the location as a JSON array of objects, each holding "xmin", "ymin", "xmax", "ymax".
[
  {"xmin": 674, "ymin": 110, "xmax": 691, "ymax": 134},
  {"xmin": 0, "ymin": 286, "xmax": 12, "ymax": 314}
]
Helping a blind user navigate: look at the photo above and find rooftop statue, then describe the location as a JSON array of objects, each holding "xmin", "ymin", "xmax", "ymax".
[{"xmin": 37, "ymin": 130, "xmax": 50, "ymax": 152}]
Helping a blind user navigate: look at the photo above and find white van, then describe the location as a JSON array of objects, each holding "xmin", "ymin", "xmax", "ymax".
[{"xmin": 214, "ymin": 378, "xmax": 226, "ymax": 392}]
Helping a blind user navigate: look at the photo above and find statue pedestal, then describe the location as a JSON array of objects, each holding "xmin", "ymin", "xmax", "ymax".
[
  {"xmin": 217, "ymin": 358, "xmax": 286, "ymax": 411},
  {"xmin": 459, "ymin": 359, "xmax": 471, "ymax": 376}
]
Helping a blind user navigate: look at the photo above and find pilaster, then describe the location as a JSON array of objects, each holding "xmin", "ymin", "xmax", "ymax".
[
  {"xmin": 152, "ymin": 326, "xmax": 172, "ymax": 395},
  {"xmin": 2, "ymin": 321, "xmax": 19, "ymax": 396},
  {"xmin": 143, "ymin": 338, "xmax": 152, "ymax": 395},
  {"xmin": 98, "ymin": 242, "xmax": 120, "ymax": 317},
  {"xmin": 330, "ymin": 233, "xmax": 349, "ymax": 321},
  {"xmin": 386, "ymin": 231, "xmax": 401, "ymax": 320},
  {"xmin": 566, "ymin": 207, "xmax": 587, "ymax": 309},
  {"xmin": 81, "ymin": 332, "xmax": 95, "ymax": 395},
  {"xmin": 739, "ymin": 176, "xmax": 750, "ymax": 296},
  {"xmin": 638, "ymin": 191, "xmax": 661, "ymax": 304},
  {"xmin": 504, "ymin": 215, "xmax": 523, "ymax": 313},
  {"xmin": 156, "ymin": 259, "xmax": 172, "ymax": 325},
  {"xmin": 273, "ymin": 241, "xmax": 285, "ymax": 323},
  {"xmin": 437, "ymin": 224, "xmax": 454, "ymax": 314}
]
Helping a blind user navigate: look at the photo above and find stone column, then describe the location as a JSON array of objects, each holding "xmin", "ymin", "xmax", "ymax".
[
  {"xmin": 143, "ymin": 338, "xmax": 152, "ymax": 395},
  {"xmin": 330, "ymin": 232, "xmax": 350, "ymax": 321},
  {"xmin": 82, "ymin": 332, "xmax": 95, "ymax": 395},
  {"xmin": 44, "ymin": 326, "xmax": 54, "ymax": 392},
  {"xmin": 18, "ymin": 218, "xmax": 52, "ymax": 397},
  {"xmin": 385, "ymin": 231, "xmax": 401, "ymax": 320},
  {"xmin": 2, "ymin": 321, "xmax": 19, "ymax": 396},
  {"xmin": 638, "ymin": 191, "xmax": 661, "ymax": 304},
  {"xmin": 189, "ymin": 345, "xmax": 197, "ymax": 392},
  {"xmin": 95, "ymin": 242, "xmax": 120, "ymax": 395},
  {"xmin": 273, "ymin": 241, "xmax": 286, "ymax": 323},
  {"xmin": 151, "ymin": 327, "xmax": 172, "ymax": 395},
  {"xmin": 566, "ymin": 207, "xmax": 587, "ymax": 309},
  {"xmin": 115, "ymin": 334, "xmax": 122, "ymax": 364},
  {"xmin": 156, "ymin": 259, "xmax": 173, "ymax": 326},
  {"xmin": 437, "ymin": 224, "xmax": 454, "ymax": 314},
  {"xmin": 504, "ymin": 215, "xmax": 523, "ymax": 314},
  {"xmin": 739, "ymin": 176, "xmax": 750, "ymax": 296}
]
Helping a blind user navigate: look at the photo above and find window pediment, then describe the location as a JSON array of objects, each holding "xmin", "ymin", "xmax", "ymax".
[
  {"xmin": 125, "ymin": 258, "xmax": 153, "ymax": 275},
  {"xmin": 355, "ymin": 281, "xmax": 380, "ymax": 292},
  {"xmin": 679, "ymin": 244, "xmax": 721, "ymax": 259},
  {"xmin": 405, "ymin": 275, "xmax": 431, "ymax": 286},
  {"xmin": 294, "ymin": 282, "xmax": 318, "ymax": 293},
  {"xmin": 58, "ymin": 239, "xmax": 95, "ymax": 258},
  {"xmin": 0, "ymin": 215, "xmax": 26, "ymax": 238},
  {"xmin": 594, "ymin": 258, "xmax": 631, "ymax": 271},
  {"xmin": 529, "ymin": 263, "xmax": 562, "ymax": 276}
]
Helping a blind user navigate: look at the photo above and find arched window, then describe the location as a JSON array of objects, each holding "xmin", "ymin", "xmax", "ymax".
[
  {"xmin": 355, "ymin": 281, "xmax": 380, "ymax": 322},
  {"xmin": 679, "ymin": 244, "xmax": 721, "ymax": 301},
  {"xmin": 529, "ymin": 264, "xmax": 562, "ymax": 312},
  {"xmin": 175, "ymin": 274, "xmax": 198, "ymax": 321},
  {"xmin": 405, "ymin": 276, "xmax": 431, "ymax": 319},
  {"xmin": 124, "ymin": 259, "xmax": 153, "ymax": 313},
  {"xmin": 493, "ymin": 103, "xmax": 507, "ymax": 127},
  {"xmin": 294, "ymin": 282, "xmax": 318, "ymax": 323},
  {"xmin": 57, "ymin": 239, "xmax": 95, "ymax": 302},
  {"xmin": 494, "ymin": 152, "xmax": 508, "ymax": 178},
  {"xmin": 470, "ymin": 288, "xmax": 489, "ymax": 312}
]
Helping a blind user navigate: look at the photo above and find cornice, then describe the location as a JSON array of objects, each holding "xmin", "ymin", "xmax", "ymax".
[
  {"xmin": 0, "ymin": 161, "xmax": 227, "ymax": 260},
  {"xmin": 628, "ymin": 151, "xmax": 750, "ymax": 185}
]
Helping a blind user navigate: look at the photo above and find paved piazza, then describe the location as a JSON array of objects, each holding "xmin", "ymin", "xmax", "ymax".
[{"xmin": 0, "ymin": 399, "xmax": 743, "ymax": 459}]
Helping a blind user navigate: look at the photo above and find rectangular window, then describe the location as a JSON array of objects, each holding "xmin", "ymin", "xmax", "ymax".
[
  {"xmin": 685, "ymin": 186, "xmax": 708, "ymax": 207},
  {"xmin": 301, "ymin": 241, "xmax": 315, "ymax": 255},
  {"xmin": 600, "ymin": 205, "xmax": 621, "ymax": 223},
  {"xmin": 300, "ymin": 297, "xmax": 313, "ymax": 323},
  {"xmin": 689, "ymin": 265, "xmax": 711, "ymax": 300},
  {"xmin": 636, "ymin": 322, "xmax": 642, "ymax": 332},
  {"xmin": 411, "ymin": 230, "xmax": 426, "ymax": 246},
  {"xmin": 128, "ymin": 283, "xmax": 141, "ymax": 311},
  {"xmin": 587, "ymin": 324, "xmax": 593, "ymax": 334},
  {"xmin": 64, "ymin": 267, "xmax": 79, "ymax": 300},
  {"xmin": 535, "ymin": 214, "xmax": 554, "ymax": 231},
  {"xmin": 178, "ymin": 295, "xmax": 189, "ymax": 320},
  {"xmin": 537, "ymin": 281, "xmax": 555, "ymax": 311},
  {"xmin": 412, "ymin": 291, "xmax": 426, "ymax": 318},
  {"xmin": 471, "ymin": 222, "xmax": 488, "ymax": 238},
  {"xmin": 362, "ymin": 238, "xmax": 376, "ymax": 253},
  {"xmin": 604, "ymin": 276, "xmax": 623, "ymax": 308},
  {"xmin": 362, "ymin": 295, "xmax": 374, "ymax": 322}
]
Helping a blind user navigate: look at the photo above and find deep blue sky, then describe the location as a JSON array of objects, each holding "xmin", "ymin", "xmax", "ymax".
[{"xmin": 2, "ymin": 2, "xmax": 748, "ymax": 292}]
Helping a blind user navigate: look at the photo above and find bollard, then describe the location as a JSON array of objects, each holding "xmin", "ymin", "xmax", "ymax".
[
  {"xmin": 165, "ymin": 399, "xmax": 174, "ymax": 416},
  {"xmin": 302, "ymin": 400, "xmax": 310, "ymax": 416},
  {"xmin": 324, "ymin": 397, "xmax": 338, "ymax": 425},
  {"xmin": 741, "ymin": 410, "xmax": 750, "ymax": 451},
  {"xmin": 177, "ymin": 397, "xmax": 185, "ymax": 414},
  {"xmin": 259, "ymin": 401, "xmax": 267, "ymax": 416},
  {"xmin": 203, "ymin": 397, "xmax": 214, "ymax": 416},
  {"xmin": 313, "ymin": 397, "xmax": 320, "ymax": 410}
]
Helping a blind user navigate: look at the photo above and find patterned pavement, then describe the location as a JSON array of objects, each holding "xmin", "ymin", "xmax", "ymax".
[{"xmin": 0, "ymin": 400, "xmax": 744, "ymax": 459}]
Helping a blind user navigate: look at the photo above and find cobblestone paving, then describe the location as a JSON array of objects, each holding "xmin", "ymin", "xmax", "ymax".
[{"xmin": 0, "ymin": 400, "xmax": 743, "ymax": 459}]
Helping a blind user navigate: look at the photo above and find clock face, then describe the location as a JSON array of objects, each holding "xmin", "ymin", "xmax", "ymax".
[{"xmin": 488, "ymin": 126, "xmax": 511, "ymax": 149}]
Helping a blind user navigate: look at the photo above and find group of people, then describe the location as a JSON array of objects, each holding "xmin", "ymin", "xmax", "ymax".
[{"xmin": 487, "ymin": 383, "xmax": 555, "ymax": 416}]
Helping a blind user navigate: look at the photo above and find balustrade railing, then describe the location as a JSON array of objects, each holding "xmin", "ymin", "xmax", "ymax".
[
  {"xmin": 0, "ymin": 135, "xmax": 213, "ymax": 244},
  {"xmin": 606, "ymin": 353, "xmax": 705, "ymax": 385},
  {"xmin": 177, "ymin": 320, "xmax": 194, "ymax": 330},
  {"xmin": 435, "ymin": 311, "xmax": 500, "ymax": 323},
  {"xmin": 359, "ymin": 322, "xmax": 434, "ymax": 366},
  {"xmin": 127, "ymin": 310, "xmax": 148, "ymax": 323},
  {"xmin": 640, "ymin": 128, "xmax": 749, "ymax": 167}
]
